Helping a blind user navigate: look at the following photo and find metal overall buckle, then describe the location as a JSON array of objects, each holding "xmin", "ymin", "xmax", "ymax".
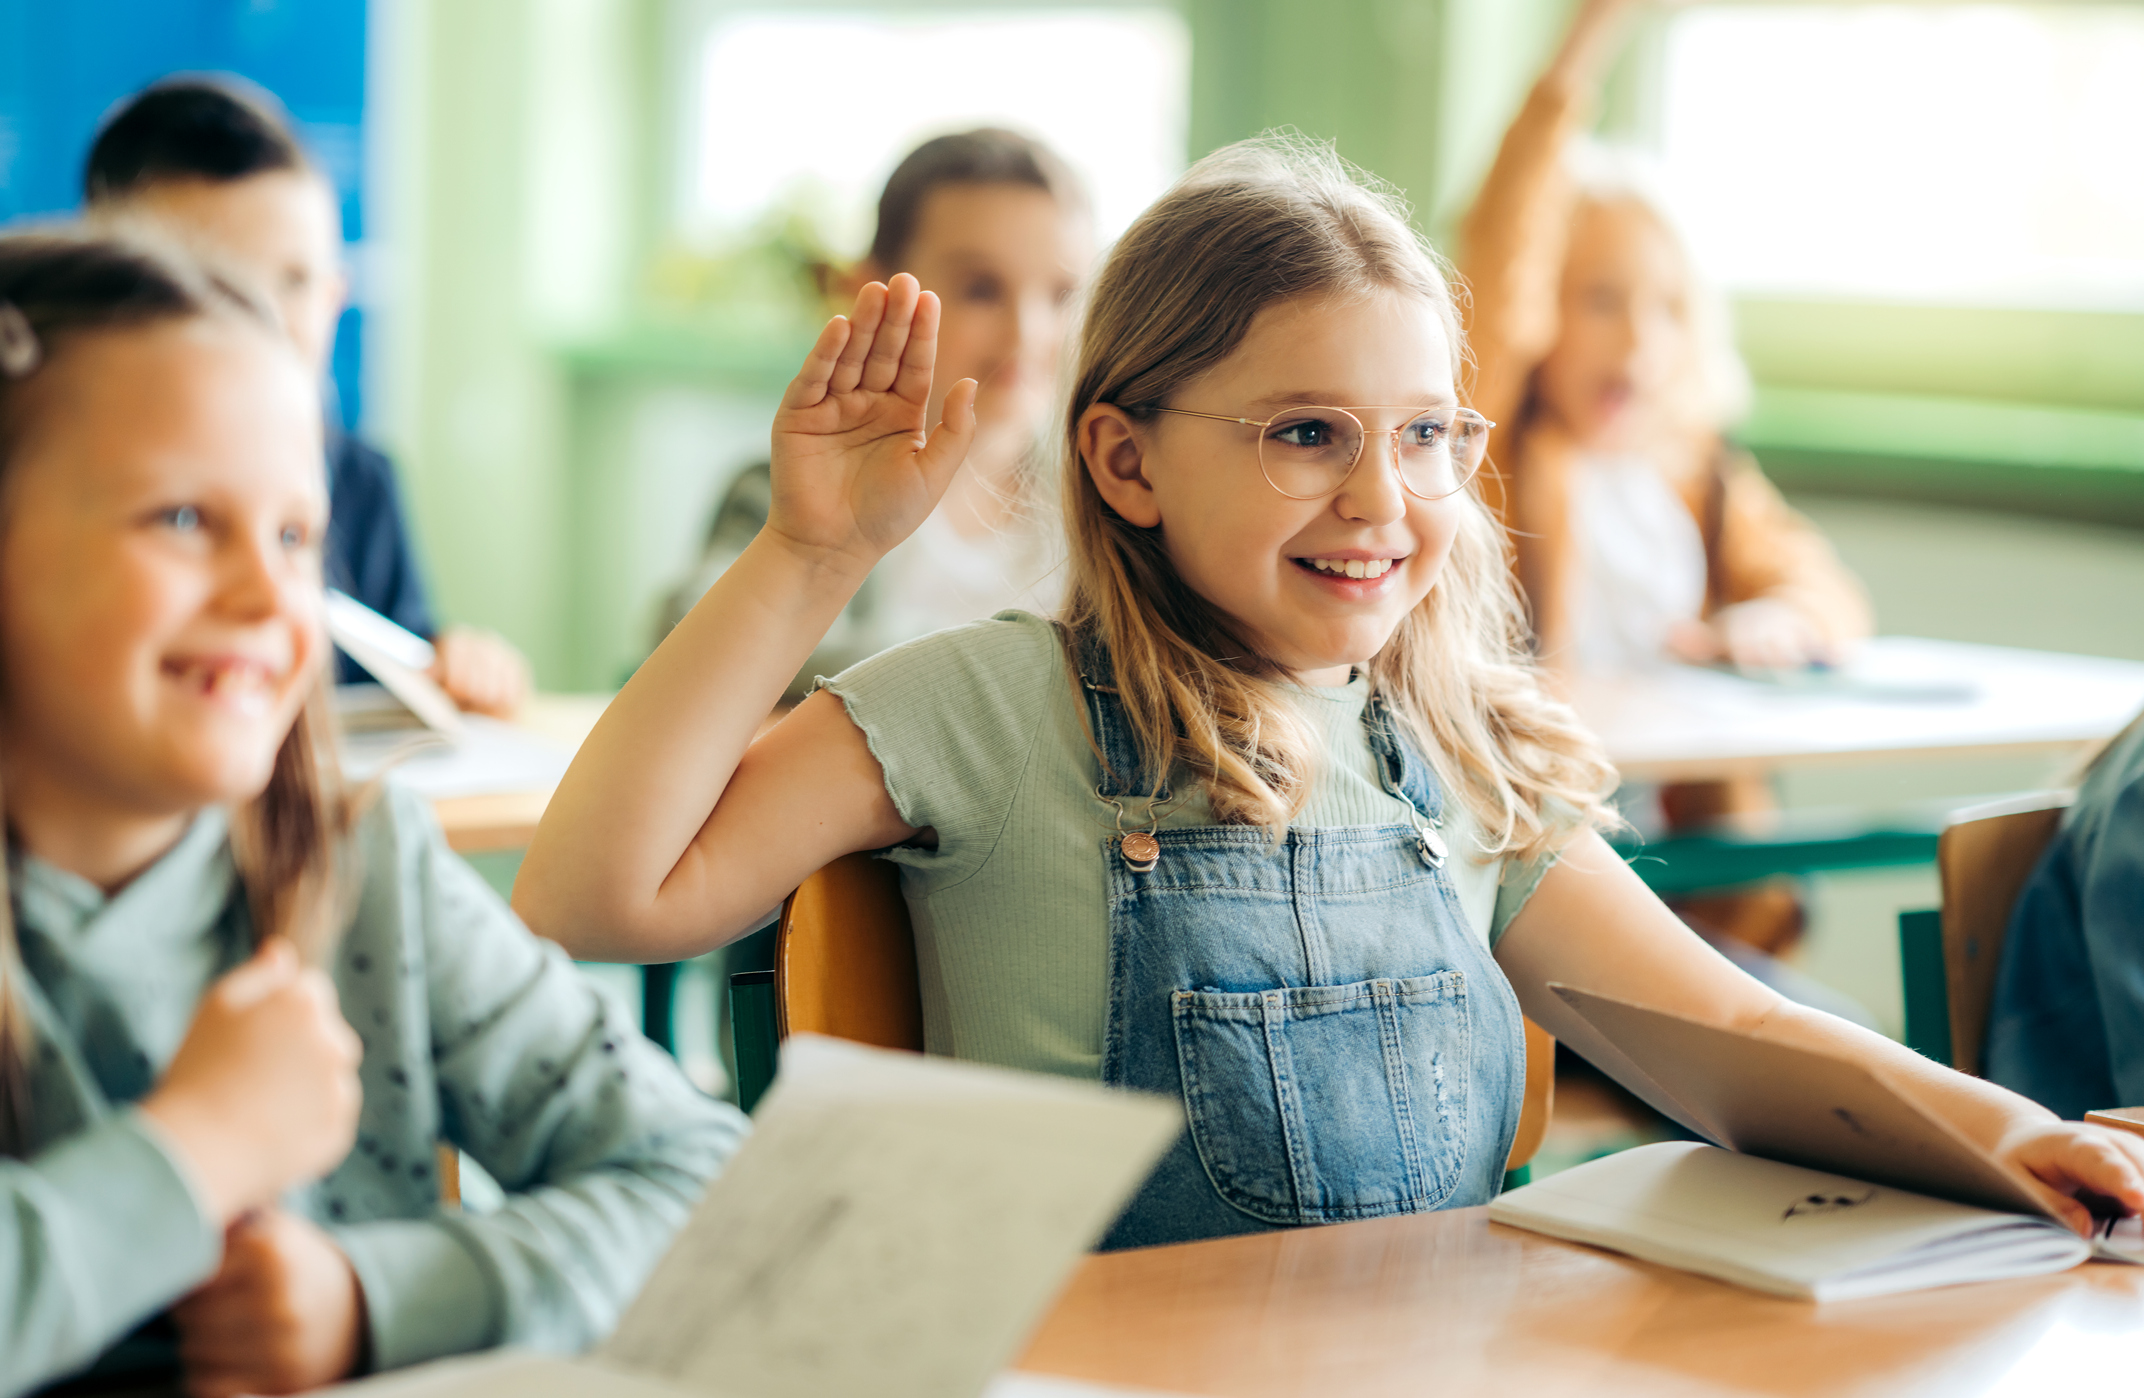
[{"xmin": 1097, "ymin": 785, "xmax": 1174, "ymax": 873}]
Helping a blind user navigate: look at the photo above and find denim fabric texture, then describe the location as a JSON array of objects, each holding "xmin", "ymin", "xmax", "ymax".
[{"xmin": 1080, "ymin": 638, "xmax": 1526, "ymax": 1250}]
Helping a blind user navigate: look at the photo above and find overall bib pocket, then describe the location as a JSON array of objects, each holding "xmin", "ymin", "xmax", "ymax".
[{"xmin": 1171, "ymin": 971, "xmax": 1473, "ymax": 1224}]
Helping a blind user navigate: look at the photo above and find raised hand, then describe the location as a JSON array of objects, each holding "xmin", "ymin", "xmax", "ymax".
[
  {"xmin": 139, "ymin": 937, "xmax": 364, "ymax": 1225},
  {"xmin": 766, "ymin": 273, "xmax": 979, "ymax": 572}
]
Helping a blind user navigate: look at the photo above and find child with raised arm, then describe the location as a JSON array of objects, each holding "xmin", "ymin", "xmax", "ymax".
[
  {"xmin": 0, "ymin": 234, "xmax": 741, "ymax": 1398},
  {"xmin": 516, "ymin": 142, "xmax": 2144, "ymax": 1250},
  {"xmin": 1460, "ymin": 0, "xmax": 1871, "ymax": 952},
  {"xmin": 659, "ymin": 128, "xmax": 1093, "ymax": 690}
]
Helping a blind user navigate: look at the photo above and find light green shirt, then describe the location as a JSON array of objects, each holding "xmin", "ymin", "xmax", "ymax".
[
  {"xmin": 825, "ymin": 611, "xmax": 1556, "ymax": 1082},
  {"xmin": 0, "ymin": 783, "xmax": 746, "ymax": 1397}
]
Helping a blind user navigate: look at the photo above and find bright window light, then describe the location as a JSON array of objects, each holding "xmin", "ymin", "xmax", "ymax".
[
  {"xmin": 689, "ymin": 9, "xmax": 1189, "ymax": 253},
  {"xmin": 1658, "ymin": 5, "xmax": 2144, "ymax": 309}
]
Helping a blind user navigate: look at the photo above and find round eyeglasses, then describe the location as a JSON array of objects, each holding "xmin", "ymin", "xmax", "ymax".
[{"xmin": 1147, "ymin": 403, "xmax": 1494, "ymax": 501}]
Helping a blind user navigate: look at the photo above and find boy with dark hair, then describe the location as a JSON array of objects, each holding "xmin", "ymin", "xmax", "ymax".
[{"xmin": 85, "ymin": 78, "xmax": 530, "ymax": 716}]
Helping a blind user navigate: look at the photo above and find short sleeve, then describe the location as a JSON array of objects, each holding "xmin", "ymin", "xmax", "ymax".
[
  {"xmin": 1488, "ymin": 796, "xmax": 1592, "ymax": 945},
  {"xmin": 1490, "ymin": 846, "xmax": 1559, "ymax": 946},
  {"xmin": 820, "ymin": 611, "xmax": 1065, "ymax": 894}
]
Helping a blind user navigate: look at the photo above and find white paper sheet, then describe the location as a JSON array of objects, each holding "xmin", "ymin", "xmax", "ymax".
[
  {"xmin": 600, "ymin": 1036, "xmax": 1181, "ymax": 1398},
  {"xmin": 330, "ymin": 1041, "xmax": 1181, "ymax": 1398},
  {"xmin": 338, "ymin": 717, "xmax": 573, "ymax": 798}
]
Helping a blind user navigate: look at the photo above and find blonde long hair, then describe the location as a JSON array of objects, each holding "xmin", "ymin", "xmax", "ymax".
[
  {"xmin": 1061, "ymin": 135, "xmax": 1616, "ymax": 858},
  {"xmin": 0, "ymin": 233, "xmax": 347, "ymax": 1153}
]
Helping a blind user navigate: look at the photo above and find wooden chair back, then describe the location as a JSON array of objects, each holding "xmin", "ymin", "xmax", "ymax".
[
  {"xmin": 1935, "ymin": 793, "xmax": 2070, "ymax": 1074},
  {"xmin": 776, "ymin": 852, "xmax": 924, "ymax": 1049},
  {"xmin": 1510, "ymin": 1018, "xmax": 1555, "ymax": 1174},
  {"xmin": 774, "ymin": 851, "xmax": 1555, "ymax": 1172}
]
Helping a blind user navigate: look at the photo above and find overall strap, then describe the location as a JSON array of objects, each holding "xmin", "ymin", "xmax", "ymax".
[
  {"xmin": 1365, "ymin": 694, "xmax": 1451, "ymax": 866},
  {"xmin": 1069, "ymin": 627, "xmax": 1170, "ymax": 802}
]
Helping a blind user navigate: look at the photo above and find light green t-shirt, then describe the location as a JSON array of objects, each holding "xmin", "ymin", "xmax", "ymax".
[{"xmin": 825, "ymin": 611, "xmax": 1558, "ymax": 1082}]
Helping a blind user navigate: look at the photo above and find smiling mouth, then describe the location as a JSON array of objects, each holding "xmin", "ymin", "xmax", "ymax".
[
  {"xmin": 1294, "ymin": 556, "xmax": 1399, "ymax": 580},
  {"xmin": 161, "ymin": 656, "xmax": 282, "ymax": 705}
]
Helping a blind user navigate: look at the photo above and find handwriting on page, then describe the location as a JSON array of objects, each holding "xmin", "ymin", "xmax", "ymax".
[{"xmin": 601, "ymin": 1046, "xmax": 1178, "ymax": 1398}]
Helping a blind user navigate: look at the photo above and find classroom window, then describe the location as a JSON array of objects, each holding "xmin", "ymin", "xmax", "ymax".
[
  {"xmin": 1656, "ymin": 5, "xmax": 2144, "ymax": 310},
  {"xmin": 686, "ymin": 8, "xmax": 1189, "ymax": 253}
]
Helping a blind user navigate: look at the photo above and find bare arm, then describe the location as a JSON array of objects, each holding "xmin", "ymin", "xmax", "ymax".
[
  {"xmin": 512, "ymin": 275, "xmax": 975, "ymax": 960},
  {"xmin": 1498, "ymin": 832, "xmax": 2144, "ymax": 1236},
  {"xmin": 1460, "ymin": 0, "xmax": 1642, "ymax": 464}
]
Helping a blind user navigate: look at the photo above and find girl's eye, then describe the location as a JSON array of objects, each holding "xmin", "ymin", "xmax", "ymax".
[
  {"xmin": 1405, "ymin": 417, "xmax": 1449, "ymax": 448},
  {"xmin": 961, "ymin": 276, "xmax": 1004, "ymax": 303},
  {"xmin": 1272, "ymin": 418, "xmax": 1337, "ymax": 449},
  {"xmin": 280, "ymin": 524, "xmax": 308, "ymax": 550},
  {"xmin": 161, "ymin": 505, "xmax": 202, "ymax": 532}
]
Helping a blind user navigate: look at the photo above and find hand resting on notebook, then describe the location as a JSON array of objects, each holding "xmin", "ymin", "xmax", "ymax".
[{"xmin": 1495, "ymin": 832, "xmax": 2144, "ymax": 1239}]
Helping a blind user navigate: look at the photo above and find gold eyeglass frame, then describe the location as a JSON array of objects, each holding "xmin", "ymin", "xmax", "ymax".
[{"xmin": 1148, "ymin": 403, "xmax": 1496, "ymax": 501}]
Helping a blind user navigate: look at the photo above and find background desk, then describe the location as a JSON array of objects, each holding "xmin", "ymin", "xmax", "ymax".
[
  {"xmin": 1581, "ymin": 638, "xmax": 2144, "ymax": 895},
  {"xmin": 1579, "ymin": 637, "xmax": 2144, "ymax": 785},
  {"xmin": 332, "ymin": 691, "xmax": 606, "ymax": 853},
  {"xmin": 1018, "ymin": 1207, "xmax": 2144, "ymax": 1397}
]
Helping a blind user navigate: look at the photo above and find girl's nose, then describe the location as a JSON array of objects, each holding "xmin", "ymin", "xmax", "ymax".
[
  {"xmin": 1333, "ymin": 433, "xmax": 1409, "ymax": 525},
  {"xmin": 220, "ymin": 528, "xmax": 308, "ymax": 621}
]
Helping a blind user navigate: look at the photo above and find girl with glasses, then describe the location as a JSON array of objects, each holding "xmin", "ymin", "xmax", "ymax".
[{"xmin": 518, "ymin": 138, "xmax": 2144, "ymax": 1250}]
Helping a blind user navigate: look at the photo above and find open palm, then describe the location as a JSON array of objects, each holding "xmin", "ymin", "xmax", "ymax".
[{"xmin": 767, "ymin": 273, "xmax": 979, "ymax": 568}]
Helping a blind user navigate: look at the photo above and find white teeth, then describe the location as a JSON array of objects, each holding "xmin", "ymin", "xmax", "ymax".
[{"xmin": 1303, "ymin": 557, "xmax": 1394, "ymax": 579}]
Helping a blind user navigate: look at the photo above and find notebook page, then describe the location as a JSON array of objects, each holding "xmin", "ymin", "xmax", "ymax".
[
  {"xmin": 600, "ymin": 1037, "xmax": 1181, "ymax": 1398},
  {"xmin": 2091, "ymin": 1214, "xmax": 2144, "ymax": 1263}
]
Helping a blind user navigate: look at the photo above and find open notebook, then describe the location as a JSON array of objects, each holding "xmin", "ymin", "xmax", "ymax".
[
  {"xmin": 335, "ymin": 1037, "xmax": 1184, "ymax": 1398},
  {"xmin": 1489, "ymin": 987, "xmax": 2144, "ymax": 1300}
]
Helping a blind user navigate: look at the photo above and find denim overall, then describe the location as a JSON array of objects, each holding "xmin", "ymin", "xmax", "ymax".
[{"xmin": 1080, "ymin": 641, "xmax": 1528, "ymax": 1250}]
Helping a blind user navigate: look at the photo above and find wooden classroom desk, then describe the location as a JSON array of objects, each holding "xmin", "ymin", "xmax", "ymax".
[
  {"xmin": 419, "ymin": 694, "xmax": 610, "ymax": 854},
  {"xmin": 1577, "ymin": 636, "xmax": 2144, "ymax": 786},
  {"xmin": 1017, "ymin": 1205, "xmax": 2144, "ymax": 1398}
]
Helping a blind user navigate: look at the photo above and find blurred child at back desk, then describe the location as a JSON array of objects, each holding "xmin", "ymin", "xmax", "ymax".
[
  {"xmin": 1460, "ymin": 0, "xmax": 1871, "ymax": 954},
  {"xmin": 660, "ymin": 128, "xmax": 1094, "ymax": 693},
  {"xmin": 84, "ymin": 79, "xmax": 532, "ymax": 718}
]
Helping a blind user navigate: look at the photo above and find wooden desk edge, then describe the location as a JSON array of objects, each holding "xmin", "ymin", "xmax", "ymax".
[
  {"xmin": 2086, "ymin": 1107, "xmax": 2144, "ymax": 1138},
  {"xmin": 436, "ymin": 788, "xmax": 557, "ymax": 854}
]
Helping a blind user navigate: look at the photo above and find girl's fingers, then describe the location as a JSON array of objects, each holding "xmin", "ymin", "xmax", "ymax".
[
  {"xmin": 2026, "ymin": 1130, "xmax": 2144, "ymax": 1235},
  {"xmin": 828, "ymin": 282, "xmax": 889, "ymax": 396},
  {"xmin": 781, "ymin": 315, "xmax": 853, "ymax": 411},
  {"xmin": 2085, "ymin": 1131, "xmax": 2144, "ymax": 1209},
  {"xmin": 892, "ymin": 290, "xmax": 943, "ymax": 407},
  {"xmin": 916, "ymin": 377, "xmax": 980, "ymax": 487},
  {"xmin": 860, "ymin": 274, "xmax": 921, "ymax": 395},
  {"xmin": 217, "ymin": 938, "xmax": 298, "ymax": 1009}
]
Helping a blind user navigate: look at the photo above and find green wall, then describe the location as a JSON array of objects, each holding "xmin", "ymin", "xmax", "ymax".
[
  {"xmin": 374, "ymin": 0, "xmax": 1580, "ymax": 689},
  {"xmin": 372, "ymin": 0, "xmax": 2144, "ymax": 691}
]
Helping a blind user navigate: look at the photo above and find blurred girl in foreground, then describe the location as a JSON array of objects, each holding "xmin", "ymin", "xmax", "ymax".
[{"xmin": 0, "ymin": 235, "xmax": 738, "ymax": 1398}]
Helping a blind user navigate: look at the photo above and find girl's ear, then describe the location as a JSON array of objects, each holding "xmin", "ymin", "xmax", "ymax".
[{"xmin": 1077, "ymin": 404, "xmax": 1162, "ymax": 528}]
